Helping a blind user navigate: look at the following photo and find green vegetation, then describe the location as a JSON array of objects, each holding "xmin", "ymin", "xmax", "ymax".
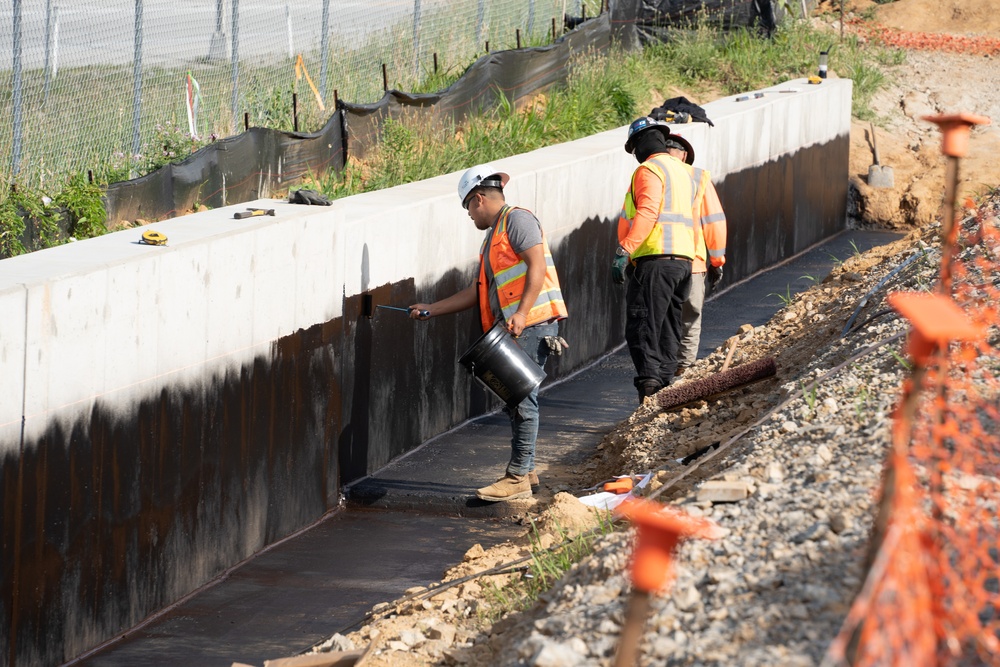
[
  {"xmin": 1, "ymin": 13, "xmax": 907, "ymax": 257},
  {"xmin": 478, "ymin": 518, "xmax": 615, "ymax": 624},
  {"xmin": 769, "ymin": 284, "xmax": 794, "ymax": 306}
]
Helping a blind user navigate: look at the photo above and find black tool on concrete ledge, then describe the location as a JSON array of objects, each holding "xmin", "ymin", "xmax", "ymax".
[{"xmin": 234, "ymin": 208, "xmax": 275, "ymax": 219}]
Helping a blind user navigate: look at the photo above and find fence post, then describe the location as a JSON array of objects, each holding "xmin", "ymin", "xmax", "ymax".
[
  {"xmin": 12, "ymin": 0, "xmax": 23, "ymax": 177},
  {"xmin": 208, "ymin": 0, "xmax": 225, "ymax": 60},
  {"xmin": 285, "ymin": 4, "xmax": 293, "ymax": 59},
  {"xmin": 230, "ymin": 0, "xmax": 240, "ymax": 126},
  {"xmin": 527, "ymin": 0, "xmax": 535, "ymax": 35},
  {"xmin": 320, "ymin": 0, "xmax": 330, "ymax": 96},
  {"xmin": 43, "ymin": 0, "xmax": 54, "ymax": 104},
  {"xmin": 131, "ymin": 0, "xmax": 143, "ymax": 161},
  {"xmin": 476, "ymin": 0, "xmax": 485, "ymax": 45},
  {"xmin": 412, "ymin": 0, "xmax": 422, "ymax": 79}
]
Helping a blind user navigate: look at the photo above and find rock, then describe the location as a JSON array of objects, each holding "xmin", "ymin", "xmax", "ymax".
[
  {"xmin": 696, "ymin": 480, "xmax": 751, "ymax": 503},
  {"xmin": 463, "ymin": 544, "xmax": 486, "ymax": 561}
]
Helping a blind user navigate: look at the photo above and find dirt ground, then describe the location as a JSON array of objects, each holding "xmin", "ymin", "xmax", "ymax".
[
  {"xmin": 838, "ymin": 0, "xmax": 1000, "ymax": 228},
  {"xmin": 302, "ymin": 2, "xmax": 1000, "ymax": 664}
]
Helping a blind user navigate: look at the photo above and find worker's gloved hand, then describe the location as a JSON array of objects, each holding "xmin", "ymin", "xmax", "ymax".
[
  {"xmin": 544, "ymin": 336, "xmax": 569, "ymax": 356},
  {"xmin": 707, "ymin": 265, "xmax": 723, "ymax": 291},
  {"xmin": 611, "ymin": 254, "xmax": 629, "ymax": 285},
  {"xmin": 289, "ymin": 188, "xmax": 332, "ymax": 206}
]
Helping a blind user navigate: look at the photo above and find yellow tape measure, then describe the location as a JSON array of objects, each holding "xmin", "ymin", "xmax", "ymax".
[{"xmin": 140, "ymin": 230, "xmax": 168, "ymax": 246}]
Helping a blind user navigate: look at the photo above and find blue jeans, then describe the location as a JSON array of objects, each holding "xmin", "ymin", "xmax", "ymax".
[{"xmin": 506, "ymin": 321, "xmax": 558, "ymax": 477}]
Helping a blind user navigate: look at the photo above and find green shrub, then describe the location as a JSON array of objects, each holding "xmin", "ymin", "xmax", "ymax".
[{"xmin": 54, "ymin": 173, "xmax": 108, "ymax": 240}]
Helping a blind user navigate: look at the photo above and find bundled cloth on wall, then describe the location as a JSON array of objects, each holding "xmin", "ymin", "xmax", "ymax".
[{"xmin": 650, "ymin": 96, "xmax": 714, "ymax": 127}]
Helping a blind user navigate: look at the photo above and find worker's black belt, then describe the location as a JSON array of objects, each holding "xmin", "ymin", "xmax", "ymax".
[{"xmin": 634, "ymin": 254, "xmax": 692, "ymax": 264}]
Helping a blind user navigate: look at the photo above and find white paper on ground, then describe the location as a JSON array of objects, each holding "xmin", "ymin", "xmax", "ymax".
[{"xmin": 577, "ymin": 472, "xmax": 653, "ymax": 511}]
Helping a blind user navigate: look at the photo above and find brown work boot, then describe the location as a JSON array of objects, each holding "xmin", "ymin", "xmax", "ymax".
[
  {"xmin": 528, "ymin": 470, "xmax": 540, "ymax": 490},
  {"xmin": 476, "ymin": 473, "xmax": 532, "ymax": 502},
  {"xmin": 674, "ymin": 365, "xmax": 688, "ymax": 378}
]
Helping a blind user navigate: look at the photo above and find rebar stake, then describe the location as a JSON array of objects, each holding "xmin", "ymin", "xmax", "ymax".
[
  {"xmin": 922, "ymin": 113, "xmax": 991, "ymax": 292},
  {"xmin": 613, "ymin": 499, "xmax": 723, "ymax": 667}
]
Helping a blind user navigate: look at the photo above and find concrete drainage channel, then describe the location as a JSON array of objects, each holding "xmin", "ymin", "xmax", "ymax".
[{"xmin": 71, "ymin": 230, "xmax": 902, "ymax": 667}]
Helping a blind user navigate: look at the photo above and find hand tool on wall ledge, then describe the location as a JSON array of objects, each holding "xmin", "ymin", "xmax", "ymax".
[
  {"xmin": 139, "ymin": 229, "xmax": 168, "ymax": 245},
  {"xmin": 234, "ymin": 208, "xmax": 275, "ymax": 219},
  {"xmin": 656, "ymin": 357, "xmax": 777, "ymax": 411},
  {"xmin": 376, "ymin": 304, "xmax": 430, "ymax": 317}
]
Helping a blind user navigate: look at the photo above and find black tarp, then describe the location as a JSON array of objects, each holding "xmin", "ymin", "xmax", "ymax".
[
  {"xmin": 611, "ymin": 0, "xmax": 821, "ymax": 44},
  {"xmin": 103, "ymin": 14, "xmax": 611, "ymax": 224},
  {"xmin": 104, "ymin": 110, "xmax": 346, "ymax": 225},
  {"xmin": 340, "ymin": 14, "xmax": 612, "ymax": 159}
]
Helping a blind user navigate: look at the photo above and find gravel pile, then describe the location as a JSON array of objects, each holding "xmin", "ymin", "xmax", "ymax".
[{"xmin": 314, "ymin": 198, "xmax": 998, "ymax": 666}]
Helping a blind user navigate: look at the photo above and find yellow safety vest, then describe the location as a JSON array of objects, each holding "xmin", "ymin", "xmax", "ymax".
[{"xmin": 618, "ymin": 155, "xmax": 697, "ymax": 260}]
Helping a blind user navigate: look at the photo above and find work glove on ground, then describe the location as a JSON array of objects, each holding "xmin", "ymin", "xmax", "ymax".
[
  {"xmin": 707, "ymin": 265, "xmax": 724, "ymax": 291},
  {"xmin": 544, "ymin": 336, "xmax": 569, "ymax": 356},
  {"xmin": 289, "ymin": 188, "xmax": 332, "ymax": 205},
  {"xmin": 612, "ymin": 253, "xmax": 629, "ymax": 285}
]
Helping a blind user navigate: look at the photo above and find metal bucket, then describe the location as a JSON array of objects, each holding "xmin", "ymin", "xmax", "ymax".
[{"xmin": 458, "ymin": 321, "xmax": 546, "ymax": 408}]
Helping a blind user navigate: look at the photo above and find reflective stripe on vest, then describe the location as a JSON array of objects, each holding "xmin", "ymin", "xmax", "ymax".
[
  {"xmin": 478, "ymin": 205, "xmax": 568, "ymax": 333},
  {"xmin": 618, "ymin": 155, "xmax": 697, "ymax": 260}
]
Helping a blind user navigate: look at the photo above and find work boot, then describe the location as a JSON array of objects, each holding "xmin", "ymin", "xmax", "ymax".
[
  {"xmin": 476, "ymin": 473, "xmax": 532, "ymax": 502},
  {"xmin": 674, "ymin": 365, "xmax": 688, "ymax": 378},
  {"xmin": 636, "ymin": 380, "xmax": 662, "ymax": 404},
  {"xmin": 528, "ymin": 470, "xmax": 540, "ymax": 491}
]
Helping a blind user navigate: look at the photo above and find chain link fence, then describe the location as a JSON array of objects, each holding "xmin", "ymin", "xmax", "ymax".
[{"xmin": 1, "ymin": 0, "xmax": 585, "ymax": 189}]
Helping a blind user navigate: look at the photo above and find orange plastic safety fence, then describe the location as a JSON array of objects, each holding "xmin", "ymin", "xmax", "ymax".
[{"xmin": 827, "ymin": 201, "xmax": 1000, "ymax": 666}]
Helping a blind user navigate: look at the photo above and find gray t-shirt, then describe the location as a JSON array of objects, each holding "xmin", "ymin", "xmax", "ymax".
[{"xmin": 483, "ymin": 207, "xmax": 544, "ymax": 322}]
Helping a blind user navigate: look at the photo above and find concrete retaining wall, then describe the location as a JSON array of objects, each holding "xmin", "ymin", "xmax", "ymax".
[{"xmin": 0, "ymin": 77, "xmax": 851, "ymax": 666}]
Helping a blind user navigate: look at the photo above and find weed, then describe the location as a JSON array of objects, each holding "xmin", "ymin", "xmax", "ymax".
[
  {"xmin": 54, "ymin": 173, "xmax": 108, "ymax": 240},
  {"xmin": 801, "ymin": 379, "xmax": 817, "ymax": 415},
  {"xmin": 0, "ymin": 186, "xmax": 62, "ymax": 257},
  {"xmin": 854, "ymin": 384, "xmax": 871, "ymax": 421},
  {"xmin": 476, "ymin": 515, "xmax": 615, "ymax": 625},
  {"xmin": 889, "ymin": 349, "xmax": 913, "ymax": 371},
  {"xmin": 800, "ymin": 273, "xmax": 820, "ymax": 283},
  {"xmin": 769, "ymin": 284, "xmax": 793, "ymax": 306}
]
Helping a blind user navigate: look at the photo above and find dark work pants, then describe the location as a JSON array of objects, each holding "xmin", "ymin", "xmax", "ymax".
[{"xmin": 625, "ymin": 258, "xmax": 692, "ymax": 392}]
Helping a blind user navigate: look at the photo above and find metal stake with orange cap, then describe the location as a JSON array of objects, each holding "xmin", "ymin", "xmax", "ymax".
[
  {"xmin": 612, "ymin": 498, "xmax": 724, "ymax": 667},
  {"xmin": 921, "ymin": 113, "xmax": 991, "ymax": 293}
]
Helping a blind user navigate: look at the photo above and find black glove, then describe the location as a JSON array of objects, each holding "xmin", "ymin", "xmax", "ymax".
[
  {"xmin": 289, "ymin": 189, "xmax": 332, "ymax": 205},
  {"xmin": 612, "ymin": 254, "xmax": 628, "ymax": 285},
  {"xmin": 707, "ymin": 265, "xmax": 723, "ymax": 291}
]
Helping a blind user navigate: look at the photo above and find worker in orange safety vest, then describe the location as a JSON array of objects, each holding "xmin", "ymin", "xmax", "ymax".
[
  {"xmin": 673, "ymin": 131, "xmax": 727, "ymax": 377},
  {"xmin": 614, "ymin": 116, "xmax": 718, "ymax": 402},
  {"xmin": 410, "ymin": 164, "xmax": 568, "ymax": 502}
]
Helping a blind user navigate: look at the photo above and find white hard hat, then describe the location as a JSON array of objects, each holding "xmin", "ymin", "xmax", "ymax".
[{"xmin": 457, "ymin": 164, "xmax": 509, "ymax": 207}]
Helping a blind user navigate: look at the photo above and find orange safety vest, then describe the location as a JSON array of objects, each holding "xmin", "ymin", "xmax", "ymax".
[
  {"xmin": 691, "ymin": 168, "xmax": 727, "ymax": 273},
  {"xmin": 478, "ymin": 205, "xmax": 568, "ymax": 333},
  {"xmin": 617, "ymin": 155, "xmax": 697, "ymax": 260}
]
